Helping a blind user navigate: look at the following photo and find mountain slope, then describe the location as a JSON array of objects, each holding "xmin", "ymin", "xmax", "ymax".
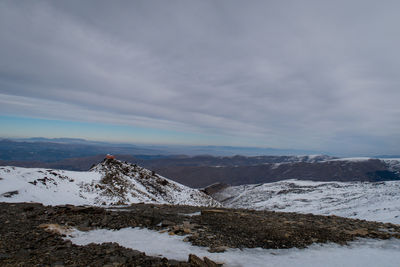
[
  {"xmin": 0, "ymin": 158, "xmax": 219, "ymax": 207},
  {"xmin": 211, "ymin": 179, "xmax": 400, "ymax": 224}
]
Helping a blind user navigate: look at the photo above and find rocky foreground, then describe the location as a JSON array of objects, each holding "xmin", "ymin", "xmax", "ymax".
[{"xmin": 1, "ymin": 202, "xmax": 400, "ymax": 266}]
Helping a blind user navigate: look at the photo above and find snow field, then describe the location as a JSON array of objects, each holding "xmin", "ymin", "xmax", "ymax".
[
  {"xmin": 216, "ymin": 179, "xmax": 400, "ymax": 224},
  {"xmin": 67, "ymin": 227, "xmax": 400, "ymax": 267}
]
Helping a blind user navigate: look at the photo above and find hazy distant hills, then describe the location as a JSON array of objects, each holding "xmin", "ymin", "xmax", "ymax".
[
  {"xmin": 1, "ymin": 138, "xmax": 324, "ymax": 158},
  {"xmin": 155, "ymin": 158, "xmax": 400, "ymax": 187},
  {"xmin": 0, "ymin": 139, "xmax": 166, "ymax": 162},
  {"xmin": 1, "ymin": 138, "xmax": 400, "ymax": 188},
  {"xmin": 0, "ymin": 151, "xmax": 333, "ymax": 172}
]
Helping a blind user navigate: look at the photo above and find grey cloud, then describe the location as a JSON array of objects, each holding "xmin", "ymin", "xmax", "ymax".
[{"xmin": 1, "ymin": 0, "xmax": 400, "ymax": 155}]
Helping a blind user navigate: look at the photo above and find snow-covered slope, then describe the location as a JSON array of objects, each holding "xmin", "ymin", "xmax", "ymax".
[
  {"xmin": 213, "ymin": 179, "xmax": 400, "ymax": 224},
  {"xmin": 0, "ymin": 158, "xmax": 220, "ymax": 207}
]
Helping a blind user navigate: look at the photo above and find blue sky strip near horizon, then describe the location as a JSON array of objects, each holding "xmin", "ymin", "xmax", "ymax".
[
  {"xmin": 0, "ymin": 115, "xmax": 235, "ymax": 146},
  {"xmin": 1, "ymin": 0, "xmax": 400, "ymax": 156}
]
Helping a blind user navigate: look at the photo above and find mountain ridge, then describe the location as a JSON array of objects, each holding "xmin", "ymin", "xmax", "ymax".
[{"xmin": 0, "ymin": 158, "xmax": 219, "ymax": 207}]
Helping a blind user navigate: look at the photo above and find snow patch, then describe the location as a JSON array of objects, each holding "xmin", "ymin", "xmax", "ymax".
[
  {"xmin": 67, "ymin": 227, "xmax": 400, "ymax": 267},
  {"xmin": 180, "ymin": 211, "xmax": 201, "ymax": 217}
]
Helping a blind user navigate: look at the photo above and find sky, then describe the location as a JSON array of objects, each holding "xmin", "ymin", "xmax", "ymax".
[{"xmin": 1, "ymin": 0, "xmax": 400, "ymax": 156}]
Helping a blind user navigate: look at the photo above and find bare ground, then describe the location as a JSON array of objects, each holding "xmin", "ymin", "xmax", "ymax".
[{"xmin": 1, "ymin": 202, "xmax": 399, "ymax": 266}]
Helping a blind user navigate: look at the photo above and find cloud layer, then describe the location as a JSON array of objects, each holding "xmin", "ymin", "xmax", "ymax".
[{"xmin": 1, "ymin": 0, "xmax": 399, "ymax": 155}]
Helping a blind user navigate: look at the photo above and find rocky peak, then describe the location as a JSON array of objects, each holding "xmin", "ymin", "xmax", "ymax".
[{"xmin": 87, "ymin": 158, "xmax": 221, "ymax": 206}]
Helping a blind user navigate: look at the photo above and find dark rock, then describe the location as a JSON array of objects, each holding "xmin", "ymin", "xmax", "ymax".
[
  {"xmin": 1, "ymin": 190, "xmax": 19, "ymax": 197},
  {"xmin": 188, "ymin": 254, "xmax": 207, "ymax": 267},
  {"xmin": 123, "ymin": 249, "xmax": 144, "ymax": 258},
  {"xmin": 201, "ymin": 183, "xmax": 229, "ymax": 195},
  {"xmin": 204, "ymin": 257, "xmax": 222, "ymax": 267},
  {"xmin": 161, "ymin": 220, "xmax": 175, "ymax": 227},
  {"xmin": 0, "ymin": 253, "xmax": 10, "ymax": 260}
]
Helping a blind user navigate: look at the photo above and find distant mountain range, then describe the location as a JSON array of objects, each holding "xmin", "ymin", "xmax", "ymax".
[
  {"xmin": 1, "ymin": 138, "xmax": 400, "ymax": 188},
  {"xmin": 2, "ymin": 137, "xmax": 326, "ymax": 157},
  {"xmin": 1, "ymin": 154, "xmax": 399, "ymax": 188},
  {"xmin": 151, "ymin": 157, "xmax": 400, "ymax": 187},
  {"xmin": 0, "ymin": 139, "xmax": 166, "ymax": 162}
]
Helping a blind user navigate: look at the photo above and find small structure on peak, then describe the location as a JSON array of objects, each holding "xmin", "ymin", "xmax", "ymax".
[{"xmin": 106, "ymin": 154, "xmax": 115, "ymax": 160}]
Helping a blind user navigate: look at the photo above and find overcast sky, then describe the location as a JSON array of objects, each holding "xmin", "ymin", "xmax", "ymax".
[{"xmin": 1, "ymin": 0, "xmax": 400, "ymax": 155}]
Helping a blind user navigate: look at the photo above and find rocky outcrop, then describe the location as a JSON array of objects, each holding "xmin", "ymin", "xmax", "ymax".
[{"xmin": 87, "ymin": 158, "xmax": 220, "ymax": 206}]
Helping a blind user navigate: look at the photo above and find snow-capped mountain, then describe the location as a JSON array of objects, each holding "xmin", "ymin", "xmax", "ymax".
[
  {"xmin": 0, "ymin": 158, "xmax": 220, "ymax": 207},
  {"xmin": 212, "ymin": 179, "xmax": 400, "ymax": 224}
]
